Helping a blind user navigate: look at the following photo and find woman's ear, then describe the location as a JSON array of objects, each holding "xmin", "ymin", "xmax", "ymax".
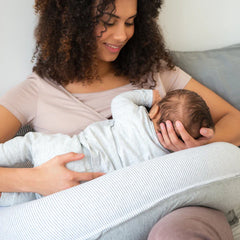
[{"xmin": 149, "ymin": 104, "xmax": 160, "ymax": 120}]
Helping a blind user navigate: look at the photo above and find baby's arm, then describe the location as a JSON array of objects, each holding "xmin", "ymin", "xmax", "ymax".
[
  {"xmin": 111, "ymin": 89, "xmax": 153, "ymax": 119},
  {"xmin": 0, "ymin": 132, "xmax": 37, "ymax": 206},
  {"xmin": 0, "ymin": 133, "xmax": 35, "ymax": 168}
]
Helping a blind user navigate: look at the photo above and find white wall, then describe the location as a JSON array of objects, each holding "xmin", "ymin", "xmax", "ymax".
[
  {"xmin": 0, "ymin": 0, "xmax": 240, "ymax": 96},
  {"xmin": 0, "ymin": 0, "xmax": 36, "ymax": 96},
  {"xmin": 158, "ymin": 0, "xmax": 240, "ymax": 51}
]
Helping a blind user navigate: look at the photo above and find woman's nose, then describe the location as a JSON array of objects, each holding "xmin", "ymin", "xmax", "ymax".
[{"xmin": 113, "ymin": 24, "xmax": 128, "ymax": 42}]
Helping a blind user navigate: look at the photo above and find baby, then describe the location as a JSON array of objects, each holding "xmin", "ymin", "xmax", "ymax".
[{"xmin": 0, "ymin": 89, "xmax": 214, "ymax": 206}]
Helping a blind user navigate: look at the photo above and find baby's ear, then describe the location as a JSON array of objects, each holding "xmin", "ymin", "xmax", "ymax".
[{"xmin": 149, "ymin": 104, "xmax": 160, "ymax": 120}]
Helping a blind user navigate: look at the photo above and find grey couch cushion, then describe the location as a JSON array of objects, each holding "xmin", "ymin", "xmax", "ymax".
[
  {"xmin": 171, "ymin": 44, "xmax": 240, "ymax": 110},
  {"xmin": 16, "ymin": 125, "xmax": 34, "ymax": 136}
]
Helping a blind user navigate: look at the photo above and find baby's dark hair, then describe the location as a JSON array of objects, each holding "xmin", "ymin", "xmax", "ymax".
[{"xmin": 157, "ymin": 89, "xmax": 215, "ymax": 139}]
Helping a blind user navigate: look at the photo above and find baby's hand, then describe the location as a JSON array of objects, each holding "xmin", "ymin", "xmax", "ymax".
[{"xmin": 152, "ymin": 90, "xmax": 162, "ymax": 105}]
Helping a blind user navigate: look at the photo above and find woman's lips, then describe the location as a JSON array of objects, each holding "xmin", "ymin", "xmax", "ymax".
[{"xmin": 104, "ymin": 43, "xmax": 122, "ymax": 53}]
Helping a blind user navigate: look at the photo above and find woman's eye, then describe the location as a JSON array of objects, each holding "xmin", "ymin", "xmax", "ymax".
[
  {"xmin": 105, "ymin": 22, "xmax": 115, "ymax": 26},
  {"xmin": 125, "ymin": 22, "xmax": 134, "ymax": 27},
  {"xmin": 101, "ymin": 20, "xmax": 115, "ymax": 27}
]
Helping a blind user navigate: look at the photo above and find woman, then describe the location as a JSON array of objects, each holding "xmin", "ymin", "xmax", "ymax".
[{"xmin": 0, "ymin": 0, "xmax": 239, "ymax": 239}]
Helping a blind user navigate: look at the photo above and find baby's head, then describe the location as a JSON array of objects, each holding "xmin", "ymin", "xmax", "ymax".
[{"xmin": 154, "ymin": 89, "xmax": 214, "ymax": 139}]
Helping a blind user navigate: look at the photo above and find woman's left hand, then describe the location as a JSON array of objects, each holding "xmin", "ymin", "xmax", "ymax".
[{"xmin": 157, "ymin": 120, "xmax": 214, "ymax": 152}]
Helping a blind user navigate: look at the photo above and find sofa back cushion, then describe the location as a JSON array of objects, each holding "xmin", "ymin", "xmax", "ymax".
[{"xmin": 171, "ymin": 44, "xmax": 240, "ymax": 110}]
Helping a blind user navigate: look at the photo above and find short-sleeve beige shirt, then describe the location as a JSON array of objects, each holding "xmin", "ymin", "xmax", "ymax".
[{"xmin": 0, "ymin": 67, "xmax": 191, "ymax": 136}]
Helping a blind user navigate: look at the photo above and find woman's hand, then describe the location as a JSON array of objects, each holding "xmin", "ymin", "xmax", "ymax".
[
  {"xmin": 157, "ymin": 120, "xmax": 214, "ymax": 152},
  {"xmin": 33, "ymin": 152, "xmax": 104, "ymax": 196}
]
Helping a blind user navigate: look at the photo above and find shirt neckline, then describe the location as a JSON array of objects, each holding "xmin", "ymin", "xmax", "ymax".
[{"xmin": 71, "ymin": 83, "xmax": 134, "ymax": 96}]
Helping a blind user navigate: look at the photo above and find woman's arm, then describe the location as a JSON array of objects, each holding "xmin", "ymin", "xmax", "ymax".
[
  {"xmin": 185, "ymin": 78, "xmax": 240, "ymax": 145},
  {"xmin": 157, "ymin": 78, "xmax": 240, "ymax": 151},
  {"xmin": 0, "ymin": 105, "xmax": 21, "ymax": 197},
  {"xmin": 0, "ymin": 105, "xmax": 21, "ymax": 143},
  {"xmin": 0, "ymin": 106, "xmax": 103, "ymax": 197},
  {"xmin": 0, "ymin": 152, "xmax": 103, "ymax": 197}
]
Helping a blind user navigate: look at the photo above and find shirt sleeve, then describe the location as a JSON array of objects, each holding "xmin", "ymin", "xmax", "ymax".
[
  {"xmin": 0, "ymin": 73, "xmax": 39, "ymax": 126},
  {"xmin": 155, "ymin": 66, "xmax": 192, "ymax": 97},
  {"xmin": 111, "ymin": 90, "xmax": 153, "ymax": 120}
]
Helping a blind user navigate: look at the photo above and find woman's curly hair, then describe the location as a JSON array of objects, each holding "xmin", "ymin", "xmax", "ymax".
[{"xmin": 33, "ymin": 0, "xmax": 174, "ymax": 87}]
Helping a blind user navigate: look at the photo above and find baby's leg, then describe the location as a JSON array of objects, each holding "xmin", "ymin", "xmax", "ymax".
[{"xmin": 0, "ymin": 192, "xmax": 36, "ymax": 207}]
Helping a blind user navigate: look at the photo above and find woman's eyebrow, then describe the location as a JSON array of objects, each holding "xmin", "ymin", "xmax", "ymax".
[
  {"xmin": 104, "ymin": 12, "xmax": 137, "ymax": 20},
  {"xmin": 128, "ymin": 14, "xmax": 137, "ymax": 19}
]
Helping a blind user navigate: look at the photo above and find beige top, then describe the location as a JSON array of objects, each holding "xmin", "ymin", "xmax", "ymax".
[{"xmin": 0, "ymin": 67, "xmax": 191, "ymax": 136}]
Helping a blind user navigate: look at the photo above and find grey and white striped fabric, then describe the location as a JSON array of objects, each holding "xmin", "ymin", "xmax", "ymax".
[{"xmin": 0, "ymin": 142, "xmax": 240, "ymax": 240}]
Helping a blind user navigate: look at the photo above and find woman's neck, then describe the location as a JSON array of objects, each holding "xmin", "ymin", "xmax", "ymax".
[
  {"xmin": 64, "ymin": 62, "xmax": 130, "ymax": 94},
  {"xmin": 64, "ymin": 77, "xmax": 129, "ymax": 94}
]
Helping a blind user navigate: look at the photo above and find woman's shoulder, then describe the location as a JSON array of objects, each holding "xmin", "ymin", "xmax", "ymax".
[
  {"xmin": 154, "ymin": 65, "xmax": 192, "ymax": 93},
  {"xmin": 19, "ymin": 72, "xmax": 73, "ymax": 100},
  {"xmin": 0, "ymin": 73, "xmax": 44, "ymax": 126},
  {"xmin": 0, "ymin": 73, "xmax": 42, "ymax": 102},
  {"xmin": 0, "ymin": 72, "xmax": 68, "ymax": 126},
  {"xmin": 2, "ymin": 72, "xmax": 57, "ymax": 96},
  {"xmin": 26, "ymin": 72, "xmax": 60, "ymax": 91}
]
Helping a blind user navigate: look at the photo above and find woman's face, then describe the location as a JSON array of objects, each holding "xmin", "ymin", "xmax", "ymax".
[{"xmin": 95, "ymin": 0, "xmax": 137, "ymax": 63}]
